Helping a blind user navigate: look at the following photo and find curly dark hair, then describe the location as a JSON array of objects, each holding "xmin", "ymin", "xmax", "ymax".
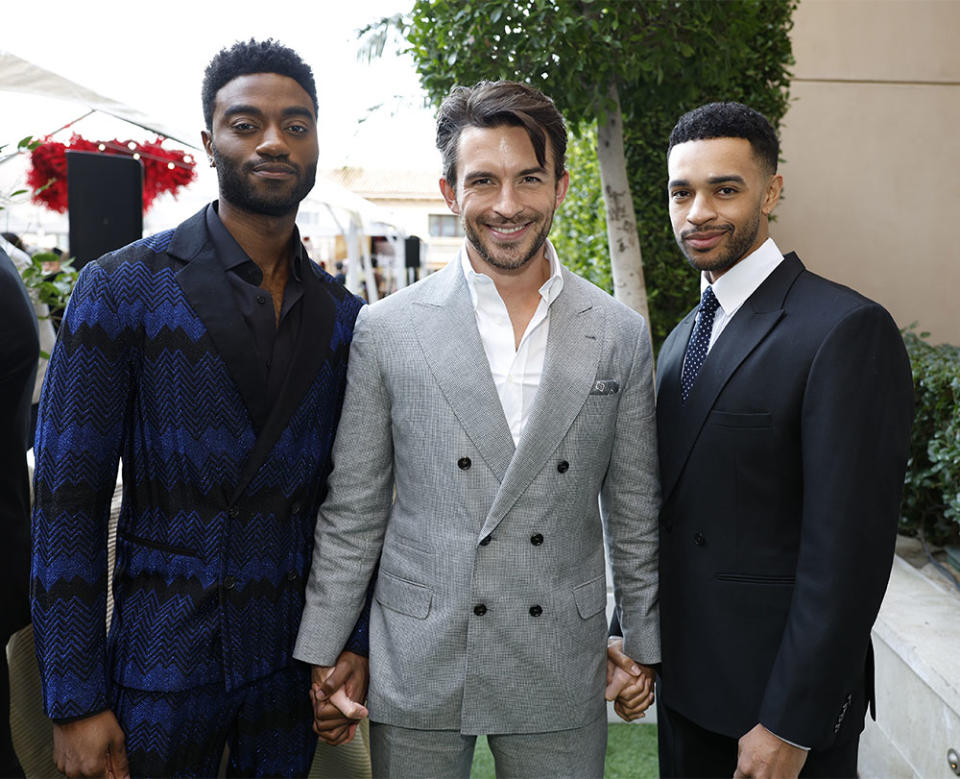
[
  {"xmin": 668, "ymin": 102, "xmax": 779, "ymax": 175},
  {"xmin": 201, "ymin": 39, "xmax": 318, "ymax": 130},
  {"xmin": 436, "ymin": 80, "xmax": 567, "ymax": 188}
]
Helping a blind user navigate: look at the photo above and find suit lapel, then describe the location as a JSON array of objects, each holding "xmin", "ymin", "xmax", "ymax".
[
  {"xmin": 482, "ymin": 271, "xmax": 601, "ymax": 538},
  {"xmin": 658, "ymin": 254, "xmax": 805, "ymax": 502},
  {"xmin": 410, "ymin": 260, "xmax": 516, "ymax": 484},
  {"xmin": 173, "ymin": 209, "xmax": 271, "ymax": 433},
  {"xmin": 230, "ymin": 261, "xmax": 336, "ymax": 501}
]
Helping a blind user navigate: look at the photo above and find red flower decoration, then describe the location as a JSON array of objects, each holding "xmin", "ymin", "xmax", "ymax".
[{"xmin": 27, "ymin": 134, "xmax": 197, "ymax": 214}]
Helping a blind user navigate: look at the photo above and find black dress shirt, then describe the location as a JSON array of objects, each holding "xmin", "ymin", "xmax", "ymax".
[{"xmin": 205, "ymin": 203, "xmax": 304, "ymax": 410}]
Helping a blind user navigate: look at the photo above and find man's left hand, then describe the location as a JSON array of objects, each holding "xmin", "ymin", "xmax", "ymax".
[
  {"xmin": 734, "ymin": 723, "xmax": 808, "ymax": 779},
  {"xmin": 310, "ymin": 651, "xmax": 369, "ymax": 745}
]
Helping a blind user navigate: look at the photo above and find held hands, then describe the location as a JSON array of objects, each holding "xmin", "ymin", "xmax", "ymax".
[
  {"xmin": 734, "ymin": 723, "xmax": 808, "ymax": 779},
  {"xmin": 52, "ymin": 709, "xmax": 130, "ymax": 779},
  {"xmin": 309, "ymin": 651, "xmax": 370, "ymax": 745},
  {"xmin": 605, "ymin": 638, "xmax": 655, "ymax": 721}
]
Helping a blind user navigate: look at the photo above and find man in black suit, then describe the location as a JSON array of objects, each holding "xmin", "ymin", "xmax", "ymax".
[
  {"xmin": 0, "ymin": 245, "xmax": 39, "ymax": 777},
  {"xmin": 608, "ymin": 102, "xmax": 914, "ymax": 778}
]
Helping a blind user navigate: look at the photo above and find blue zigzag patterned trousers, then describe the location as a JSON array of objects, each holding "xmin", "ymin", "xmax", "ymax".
[{"xmin": 112, "ymin": 663, "xmax": 315, "ymax": 778}]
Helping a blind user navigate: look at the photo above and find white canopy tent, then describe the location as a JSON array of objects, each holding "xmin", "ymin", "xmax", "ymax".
[{"xmin": 0, "ymin": 50, "xmax": 405, "ymax": 298}]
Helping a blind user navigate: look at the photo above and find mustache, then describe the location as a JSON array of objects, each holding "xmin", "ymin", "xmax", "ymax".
[{"xmin": 681, "ymin": 225, "xmax": 732, "ymax": 240}]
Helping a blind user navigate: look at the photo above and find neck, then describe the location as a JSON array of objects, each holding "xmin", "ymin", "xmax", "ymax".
[
  {"xmin": 218, "ymin": 198, "xmax": 298, "ymax": 276},
  {"xmin": 466, "ymin": 244, "xmax": 551, "ymax": 306}
]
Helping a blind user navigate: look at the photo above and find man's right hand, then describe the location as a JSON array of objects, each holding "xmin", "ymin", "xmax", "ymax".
[{"xmin": 52, "ymin": 710, "xmax": 129, "ymax": 779}]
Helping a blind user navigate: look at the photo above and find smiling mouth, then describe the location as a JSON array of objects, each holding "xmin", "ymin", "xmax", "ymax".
[
  {"xmin": 683, "ymin": 230, "xmax": 729, "ymax": 250},
  {"xmin": 486, "ymin": 222, "xmax": 530, "ymax": 240}
]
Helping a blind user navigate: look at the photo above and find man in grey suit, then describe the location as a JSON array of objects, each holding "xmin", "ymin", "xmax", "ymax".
[{"xmin": 295, "ymin": 80, "xmax": 660, "ymax": 778}]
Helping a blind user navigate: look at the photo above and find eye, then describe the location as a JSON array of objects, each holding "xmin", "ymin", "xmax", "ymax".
[
  {"xmin": 469, "ymin": 177, "xmax": 493, "ymax": 186},
  {"xmin": 286, "ymin": 123, "xmax": 310, "ymax": 135},
  {"xmin": 231, "ymin": 120, "xmax": 257, "ymax": 132},
  {"xmin": 717, "ymin": 186, "xmax": 738, "ymax": 196},
  {"xmin": 521, "ymin": 175, "xmax": 543, "ymax": 184},
  {"xmin": 670, "ymin": 189, "xmax": 690, "ymax": 201}
]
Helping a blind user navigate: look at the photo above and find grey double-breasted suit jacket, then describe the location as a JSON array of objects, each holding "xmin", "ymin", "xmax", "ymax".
[{"xmin": 294, "ymin": 255, "xmax": 660, "ymax": 734}]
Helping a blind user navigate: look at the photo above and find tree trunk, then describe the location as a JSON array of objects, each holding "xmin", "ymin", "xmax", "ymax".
[{"xmin": 596, "ymin": 82, "xmax": 650, "ymax": 326}]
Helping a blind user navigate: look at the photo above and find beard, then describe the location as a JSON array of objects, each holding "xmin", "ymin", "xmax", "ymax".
[
  {"xmin": 462, "ymin": 211, "xmax": 553, "ymax": 272},
  {"xmin": 212, "ymin": 145, "xmax": 316, "ymax": 217},
  {"xmin": 676, "ymin": 208, "xmax": 761, "ymax": 275}
]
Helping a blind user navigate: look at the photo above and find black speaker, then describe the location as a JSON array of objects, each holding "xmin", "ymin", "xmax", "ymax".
[
  {"xmin": 404, "ymin": 235, "xmax": 422, "ymax": 269},
  {"xmin": 67, "ymin": 151, "xmax": 143, "ymax": 268}
]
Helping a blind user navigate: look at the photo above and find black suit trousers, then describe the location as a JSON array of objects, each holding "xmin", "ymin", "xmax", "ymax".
[{"xmin": 656, "ymin": 697, "xmax": 860, "ymax": 779}]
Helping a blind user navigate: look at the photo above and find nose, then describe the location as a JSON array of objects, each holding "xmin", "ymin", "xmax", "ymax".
[
  {"xmin": 686, "ymin": 193, "xmax": 716, "ymax": 226},
  {"xmin": 256, "ymin": 124, "xmax": 289, "ymax": 158},
  {"xmin": 493, "ymin": 183, "xmax": 523, "ymax": 219}
]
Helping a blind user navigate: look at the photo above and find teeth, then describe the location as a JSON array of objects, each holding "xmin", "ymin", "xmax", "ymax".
[{"xmin": 491, "ymin": 224, "xmax": 525, "ymax": 234}]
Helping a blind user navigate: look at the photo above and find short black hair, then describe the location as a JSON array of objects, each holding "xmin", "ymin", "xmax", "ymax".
[
  {"xmin": 668, "ymin": 102, "xmax": 779, "ymax": 175},
  {"xmin": 436, "ymin": 80, "xmax": 567, "ymax": 188},
  {"xmin": 202, "ymin": 39, "xmax": 318, "ymax": 130}
]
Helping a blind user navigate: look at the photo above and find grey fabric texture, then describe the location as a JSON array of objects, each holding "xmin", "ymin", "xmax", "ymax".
[{"xmin": 295, "ymin": 258, "xmax": 660, "ymax": 734}]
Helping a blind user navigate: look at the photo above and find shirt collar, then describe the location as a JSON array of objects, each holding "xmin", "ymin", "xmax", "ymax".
[
  {"xmin": 459, "ymin": 238, "xmax": 565, "ymax": 310},
  {"xmin": 206, "ymin": 201, "xmax": 305, "ymax": 282},
  {"xmin": 702, "ymin": 237, "xmax": 783, "ymax": 314}
]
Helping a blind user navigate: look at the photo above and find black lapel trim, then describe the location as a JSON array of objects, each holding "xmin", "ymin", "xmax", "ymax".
[
  {"xmin": 173, "ymin": 207, "xmax": 270, "ymax": 433},
  {"xmin": 658, "ymin": 254, "xmax": 805, "ymax": 501},
  {"xmin": 229, "ymin": 261, "xmax": 336, "ymax": 501}
]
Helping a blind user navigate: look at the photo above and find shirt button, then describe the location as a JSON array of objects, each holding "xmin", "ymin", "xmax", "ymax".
[
  {"xmin": 223, "ymin": 576, "xmax": 237, "ymax": 590},
  {"xmin": 256, "ymin": 294, "xmax": 267, "ymax": 304},
  {"xmin": 479, "ymin": 536, "xmax": 492, "ymax": 546},
  {"xmin": 694, "ymin": 532, "xmax": 706, "ymax": 546},
  {"xmin": 557, "ymin": 460, "xmax": 569, "ymax": 473},
  {"xmin": 529, "ymin": 605, "xmax": 543, "ymax": 617},
  {"xmin": 458, "ymin": 457, "xmax": 472, "ymax": 470},
  {"xmin": 474, "ymin": 604, "xmax": 487, "ymax": 616},
  {"xmin": 530, "ymin": 533, "xmax": 544, "ymax": 546},
  {"xmin": 227, "ymin": 505, "xmax": 240, "ymax": 518}
]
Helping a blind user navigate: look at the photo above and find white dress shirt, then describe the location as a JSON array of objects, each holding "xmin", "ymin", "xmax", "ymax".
[
  {"xmin": 460, "ymin": 241, "xmax": 564, "ymax": 447},
  {"xmin": 700, "ymin": 237, "xmax": 784, "ymax": 353}
]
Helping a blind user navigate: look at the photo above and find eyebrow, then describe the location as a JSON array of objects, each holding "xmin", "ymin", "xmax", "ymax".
[
  {"xmin": 668, "ymin": 174, "xmax": 746, "ymax": 188},
  {"xmin": 222, "ymin": 105, "xmax": 315, "ymax": 121},
  {"xmin": 464, "ymin": 165, "xmax": 547, "ymax": 181}
]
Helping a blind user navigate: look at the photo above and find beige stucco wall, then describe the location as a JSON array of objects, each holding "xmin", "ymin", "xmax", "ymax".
[{"xmin": 772, "ymin": 0, "xmax": 960, "ymax": 345}]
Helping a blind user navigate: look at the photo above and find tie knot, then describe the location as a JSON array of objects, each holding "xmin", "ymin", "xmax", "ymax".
[{"xmin": 700, "ymin": 286, "xmax": 720, "ymax": 315}]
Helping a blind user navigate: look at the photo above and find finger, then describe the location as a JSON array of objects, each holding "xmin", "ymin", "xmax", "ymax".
[
  {"xmin": 329, "ymin": 686, "xmax": 369, "ymax": 719},
  {"xmin": 110, "ymin": 736, "xmax": 130, "ymax": 779},
  {"xmin": 618, "ymin": 678, "xmax": 652, "ymax": 707},
  {"xmin": 316, "ymin": 660, "xmax": 351, "ymax": 699},
  {"xmin": 604, "ymin": 666, "xmax": 634, "ymax": 701},
  {"xmin": 606, "ymin": 642, "xmax": 642, "ymax": 675},
  {"xmin": 315, "ymin": 722, "xmax": 350, "ymax": 742}
]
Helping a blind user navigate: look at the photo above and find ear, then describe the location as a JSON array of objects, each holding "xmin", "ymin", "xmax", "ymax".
[
  {"xmin": 554, "ymin": 170, "xmax": 570, "ymax": 209},
  {"xmin": 201, "ymin": 130, "xmax": 215, "ymax": 167},
  {"xmin": 439, "ymin": 177, "xmax": 459, "ymax": 215},
  {"xmin": 761, "ymin": 173, "xmax": 783, "ymax": 216}
]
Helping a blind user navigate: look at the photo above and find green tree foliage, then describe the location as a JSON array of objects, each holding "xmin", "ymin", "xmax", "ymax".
[
  {"xmin": 387, "ymin": 0, "xmax": 796, "ymax": 349},
  {"xmin": 901, "ymin": 330, "xmax": 960, "ymax": 545}
]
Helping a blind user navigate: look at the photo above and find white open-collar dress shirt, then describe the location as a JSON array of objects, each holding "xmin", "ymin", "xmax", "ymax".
[{"xmin": 460, "ymin": 240, "xmax": 564, "ymax": 448}]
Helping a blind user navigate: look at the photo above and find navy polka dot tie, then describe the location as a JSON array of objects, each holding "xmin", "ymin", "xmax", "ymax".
[{"xmin": 681, "ymin": 286, "xmax": 721, "ymax": 403}]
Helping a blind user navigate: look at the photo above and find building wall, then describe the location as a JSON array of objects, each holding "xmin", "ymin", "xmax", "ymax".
[{"xmin": 773, "ymin": 0, "xmax": 960, "ymax": 345}]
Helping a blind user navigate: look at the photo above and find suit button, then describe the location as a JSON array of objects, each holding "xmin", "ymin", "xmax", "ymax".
[
  {"xmin": 223, "ymin": 576, "xmax": 237, "ymax": 590},
  {"xmin": 473, "ymin": 604, "xmax": 487, "ymax": 616},
  {"xmin": 287, "ymin": 570, "xmax": 298, "ymax": 582},
  {"xmin": 479, "ymin": 536, "xmax": 492, "ymax": 546},
  {"xmin": 458, "ymin": 457, "xmax": 472, "ymax": 470},
  {"xmin": 694, "ymin": 532, "xmax": 705, "ymax": 546},
  {"xmin": 557, "ymin": 460, "xmax": 569, "ymax": 473},
  {"xmin": 227, "ymin": 505, "xmax": 240, "ymax": 518},
  {"xmin": 530, "ymin": 533, "xmax": 544, "ymax": 546},
  {"xmin": 291, "ymin": 502, "xmax": 302, "ymax": 514},
  {"xmin": 529, "ymin": 605, "xmax": 543, "ymax": 617}
]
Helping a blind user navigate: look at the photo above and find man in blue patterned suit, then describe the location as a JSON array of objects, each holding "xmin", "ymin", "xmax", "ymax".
[{"xmin": 32, "ymin": 39, "xmax": 367, "ymax": 778}]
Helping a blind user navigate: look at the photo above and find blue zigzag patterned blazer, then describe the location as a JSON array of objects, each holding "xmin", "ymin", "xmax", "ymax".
[{"xmin": 31, "ymin": 206, "xmax": 365, "ymax": 721}]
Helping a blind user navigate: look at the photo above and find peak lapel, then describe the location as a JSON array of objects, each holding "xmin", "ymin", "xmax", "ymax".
[
  {"xmin": 410, "ymin": 261, "xmax": 516, "ymax": 483},
  {"xmin": 657, "ymin": 255, "xmax": 804, "ymax": 502},
  {"xmin": 173, "ymin": 216, "xmax": 270, "ymax": 434},
  {"xmin": 481, "ymin": 273, "xmax": 601, "ymax": 538},
  {"xmin": 230, "ymin": 263, "xmax": 337, "ymax": 502}
]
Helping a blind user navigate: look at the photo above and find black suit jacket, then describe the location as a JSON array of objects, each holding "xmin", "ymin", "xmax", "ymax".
[
  {"xmin": 656, "ymin": 253, "xmax": 913, "ymax": 750},
  {"xmin": 0, "ymin": 247, "xmax": 38, "ymax": 638}
]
